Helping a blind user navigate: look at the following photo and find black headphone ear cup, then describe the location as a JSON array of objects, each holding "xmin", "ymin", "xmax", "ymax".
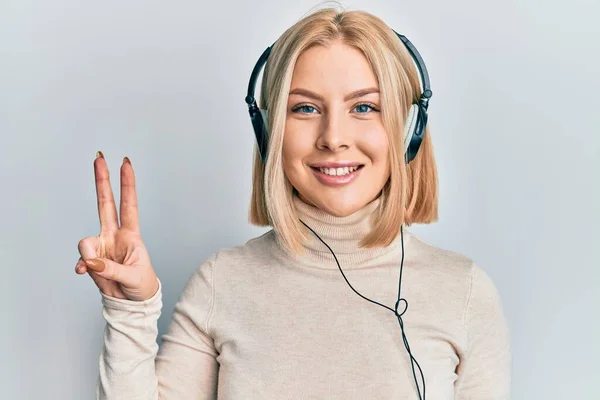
[
  {"xmin": 250, "ymin": 108, "xmax": 268, "ymax": 162},
  {"xmin": 405, "ymin": 103, "xmax": 428, "ymax": 163},
  {"xmin": 260, "ymin": 109, "xmax": 270, "ymax": 134},
  {"xmin": 403, "ymin": 104, "xmax": 418, "ymax": 154},
  {"xmin": 258, "ymin": 109, "xmax": 270, "ymax": 161}
]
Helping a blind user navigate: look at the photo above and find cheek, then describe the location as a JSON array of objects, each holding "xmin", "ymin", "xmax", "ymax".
[
  {"xmin": 360, "ymin": 127, "xmax": 390, "ymax": 165},
  {"xmin": 282, "ymin": 121, "xmax": 314, "ymax": 166},
  {"xmin": 282, "ymin": 123, "xmax": 313, "ymax": 183}
]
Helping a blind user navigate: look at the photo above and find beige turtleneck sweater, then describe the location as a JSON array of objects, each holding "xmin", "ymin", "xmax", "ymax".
[{"xmin": 96, "ymin": 197, "xmax": 511, "ymax": 399}]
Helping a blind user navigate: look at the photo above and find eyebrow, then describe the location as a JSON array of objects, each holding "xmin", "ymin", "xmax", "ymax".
[{"xmin": 288, "ymin": 87, "xmax": 380, "ymax": 102}]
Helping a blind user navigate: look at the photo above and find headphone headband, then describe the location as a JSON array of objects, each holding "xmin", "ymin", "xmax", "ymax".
[
  {"xmin": 394, "ymin": 31, "xmax": 433, "ymax": 107},
  {"xmin": 244, "ymin": 45, "xmax": 272, "ymax": 109}
]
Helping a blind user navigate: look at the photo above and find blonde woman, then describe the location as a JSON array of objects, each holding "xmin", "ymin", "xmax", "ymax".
[{"xmin": 76, "ymin": 7, "xmax": 511, "ymax": 399}]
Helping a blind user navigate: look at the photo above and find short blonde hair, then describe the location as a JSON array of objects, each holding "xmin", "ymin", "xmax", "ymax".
[{"xmin": 249, "ymin": 7, "xmax": 438, "ymax": 253}]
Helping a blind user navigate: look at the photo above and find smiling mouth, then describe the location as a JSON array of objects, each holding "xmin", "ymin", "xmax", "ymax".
[{"xmin": 310, "ymin": 165, "xmax": 364, "ymax": 176}]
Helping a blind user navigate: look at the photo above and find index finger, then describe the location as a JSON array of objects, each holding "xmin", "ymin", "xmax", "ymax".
[
  {"xmin": 94, "ymin": 151, "xmax": 119, "ymax": 232},
  {"xmin": 119, "ymin": 156, "xmax": 139, "ymax": 232}
]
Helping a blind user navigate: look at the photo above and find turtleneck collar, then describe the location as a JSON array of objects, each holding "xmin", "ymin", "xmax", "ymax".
[{"xmin": 273, "ymin": 195, "xmax": 411, "ymax": 270}]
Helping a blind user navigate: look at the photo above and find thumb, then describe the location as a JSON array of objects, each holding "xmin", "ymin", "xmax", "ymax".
[{"xmin": 84, "ymin": 258, "xmax": 139, "ymax": 288}]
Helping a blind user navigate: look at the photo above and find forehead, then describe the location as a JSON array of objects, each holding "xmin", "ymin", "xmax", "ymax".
[{"xmin": 290, "ymin": 41, "xmax": 379, "ymax": 95}]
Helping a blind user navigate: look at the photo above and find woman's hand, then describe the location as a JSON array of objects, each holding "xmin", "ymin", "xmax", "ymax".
[{"xmin": 75, "ymin": 151, "xmax": 159, "ymax": 301}]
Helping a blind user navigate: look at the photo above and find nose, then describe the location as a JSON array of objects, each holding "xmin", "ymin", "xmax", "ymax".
[{"xmin": 316, "ymin": 110, "xmax": 351, "ymax": 153}]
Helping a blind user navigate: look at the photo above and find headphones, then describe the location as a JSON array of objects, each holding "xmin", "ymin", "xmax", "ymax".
[
  {"xmin": 244, "ymin": 30, "xmax": 433, "ymax": 164},
  {"xmin": 244, "ymin": 30, "xmax": 433, "ymax": 400}
]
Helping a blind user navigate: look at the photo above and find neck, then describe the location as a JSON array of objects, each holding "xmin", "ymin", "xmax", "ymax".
[{"xmin": 274, "ymin": 195, "xmax": 410, "ymax": 270}]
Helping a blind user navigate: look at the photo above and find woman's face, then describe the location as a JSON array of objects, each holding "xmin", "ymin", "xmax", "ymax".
[{"xmin": 282, "ymin": 40, "xmax": 390, "ymax": 217}]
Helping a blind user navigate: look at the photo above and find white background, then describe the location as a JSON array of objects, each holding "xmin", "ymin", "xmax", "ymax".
[{"xmin": 1, "ymin": 0, "xmax": 598, "ymax": 398}]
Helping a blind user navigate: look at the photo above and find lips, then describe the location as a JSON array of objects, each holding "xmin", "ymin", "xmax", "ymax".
[
  {"xmin": 309, "ymin": 161, "xmax": 363, "ymax": 168},
  {"xmin": 309, "ymin": 163, "xmax": 364, "ymax": 186}
]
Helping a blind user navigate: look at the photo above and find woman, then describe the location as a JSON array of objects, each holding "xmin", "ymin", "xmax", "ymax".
[{"xmin": 76, "ymin": 7, "xmax": 511, "ymax": 399}]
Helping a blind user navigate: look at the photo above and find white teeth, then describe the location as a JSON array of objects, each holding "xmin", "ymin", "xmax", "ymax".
[{"xmin": 318, "ymin": 166, "xmax": 359, "ymax": 176}]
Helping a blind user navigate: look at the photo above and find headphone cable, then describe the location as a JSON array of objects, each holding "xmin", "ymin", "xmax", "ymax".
[{"xmin": 299, "ymin": 221, "xmax": 426, "ymax": 400}]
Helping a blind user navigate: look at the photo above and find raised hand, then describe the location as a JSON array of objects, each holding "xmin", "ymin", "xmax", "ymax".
[{"xmin": 75, "ymin": 151, "xmax": 159, "ymax": 301}]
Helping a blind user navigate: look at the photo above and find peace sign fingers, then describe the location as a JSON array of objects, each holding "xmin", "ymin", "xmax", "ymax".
[{"xmin": 79, "ymin": 151, "xmax": 158, "ymax": 302}]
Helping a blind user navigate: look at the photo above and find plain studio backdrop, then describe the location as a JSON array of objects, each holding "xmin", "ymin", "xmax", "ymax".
[{"xmin": 1, "ymin": 0, "xmax": 598, "ymax": 398}]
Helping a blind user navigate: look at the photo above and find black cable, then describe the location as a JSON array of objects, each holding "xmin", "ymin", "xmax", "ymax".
[{"xmin": 299, "ymin": 221, "xmax": 426, "ymax": 400}]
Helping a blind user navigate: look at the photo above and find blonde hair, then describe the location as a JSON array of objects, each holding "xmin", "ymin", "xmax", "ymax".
[{"xmin": 249, "ymin": 7, "xmax": 438, "ymax": 253}]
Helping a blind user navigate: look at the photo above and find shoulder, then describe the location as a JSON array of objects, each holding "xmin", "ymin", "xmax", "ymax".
[
  {"xmin": 404, "ymin": 230, "xmax": 508, "ymax": 334},
  {"xmin": 404, "ymin": 229, "xmax": 502, "ymax": 309},
  {"xmin": 190, "ymin": 229, "xmax": 278, "ymax": 283},
  {"xmin": 182, "ymin": 229, "xmax": 277, "ymax": 296},
  {"xmin": 212, "ymin": 229, "xmax": 277, "ymax": 269},
  {"xmin": 405, "ymin": 229, "xmax": 476, "ymax": 277}
]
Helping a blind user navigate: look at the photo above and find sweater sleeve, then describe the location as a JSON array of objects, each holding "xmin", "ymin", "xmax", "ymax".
[
  {"xmin": 96, "ymin": 253, "xmax": 219, "ymax": 400},
  {"xmin": 454, "ymin": 264, "xmax": 512, "ymax": 399}
]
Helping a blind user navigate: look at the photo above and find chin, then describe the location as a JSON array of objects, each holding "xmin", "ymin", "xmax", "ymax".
[{"xmin": 299, "ymin": 191, "xmax": 374, "ymax": 217}]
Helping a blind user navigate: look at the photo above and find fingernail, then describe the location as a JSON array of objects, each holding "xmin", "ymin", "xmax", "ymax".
[
  {"xmin": 96, "ymin": 150, "xmax": 104, "ymax": 159},
  {"xmin": 123, "ymin": 156, "xmax": 131, "ymax": 165},
  {"xmin": 85, "ymin": 259, "xmax": 105, "ymax": 272}
]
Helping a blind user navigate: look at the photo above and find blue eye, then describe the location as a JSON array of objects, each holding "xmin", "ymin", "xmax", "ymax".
[
  {"xmin": 293, "ymin": 105, "xmax": 318, "ymax": 114},
  {"xmin": 353, "ymin": 103, "xmax": 376, "ymax": 113}
]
